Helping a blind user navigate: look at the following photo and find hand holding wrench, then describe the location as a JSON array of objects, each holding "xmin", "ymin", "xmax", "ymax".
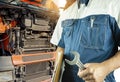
[{"xmin": 65, "ymin": 51, "xmax": 105, "ymax": 82}]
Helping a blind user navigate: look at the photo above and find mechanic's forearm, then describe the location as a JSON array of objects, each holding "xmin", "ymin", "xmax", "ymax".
[
  {"xmin": 101, "ymin": 50, "xmax": 120, "ymax": 73},
  {"xmin": 55, "ymin": 47, "xmax": 64, "ymax": 65},
  {"xmin": 52, "ymin": 47, "xmax": 64, "ymax": 82}
]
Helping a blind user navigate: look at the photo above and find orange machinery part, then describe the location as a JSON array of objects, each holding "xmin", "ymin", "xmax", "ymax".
[
  {"xmin": 12, "ymin": 51, "xmax": 56, "ymax": 66},
  {"xmin": 41, "ymin": 78, "xmax": 51, "ymax": 82},
  {"xmin": 0, "ymin": 17, "xmax": 17, "ymax": 33},
  {"xmin": 0, "ymin": 17, "xmax": 17, "ymax": 51},
  {"xmin": 21, "ymin": 0, "xmax": 42, "ymax": 7},
  {"xmin": 21, "ymin": 0, "xmax": 59, "ymax": 12},
  {"xmin": 12, "ymin": 51, "xmax": 56, "ymax": 82},
  {"xmin": 0, "ymin": 17, "xmax": 6, "ymax": 33}
]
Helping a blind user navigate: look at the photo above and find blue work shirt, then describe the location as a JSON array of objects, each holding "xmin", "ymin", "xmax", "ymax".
[{"xmin": 51, "ymin": 0, "xmax": 120, "ymax": 82}]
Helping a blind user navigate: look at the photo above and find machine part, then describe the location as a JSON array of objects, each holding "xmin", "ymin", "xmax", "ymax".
[
  {"xmin": 12, "ymin": 52, "xmax": 55, "ymax": 82},
  {"xmin": 0, "ymin": 71, "xmax": 14, "ymax": 82},
  {"xmin": 14, "ymin": 27, "xmax": 22, "ymax": 55},
  {"xmin": 0, "ymin": 56, "xmax": 15, "ymax": 82},
  {"xmin": 12, "ymin": 52, "xmax": 55, "ymax": 65},
  {"xmin": 0, "ymin": 0, "xmax": 58, "ymax": 54},
  {"xmin": 65, "ymin": 51, "xmax": 85, "ymax": 70},
  {"xmin": 15, "ymin": 65, "xmax": 26, "ymax": 82},
  {"xmin": 0, "ymin": 0, "xmax": 58, "ymax": 81},
  {"xmin": 0, "ymin": 36, "xmax": 6, "ymax": 55}
]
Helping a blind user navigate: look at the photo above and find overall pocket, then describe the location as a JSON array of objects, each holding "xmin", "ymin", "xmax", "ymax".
[
  {"xmin": 61, "ymin": 19, "xmax": 75, "ymax": 48},
  {"xmin": 80, "ymin": 15, "xmax": 108, "ymax": 49},
  {"xmin": 62, "ymin": 19, "xmax": 75, "ymax": 37}
]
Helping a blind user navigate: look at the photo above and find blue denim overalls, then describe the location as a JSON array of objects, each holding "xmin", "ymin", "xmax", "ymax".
[{"xmin": 58, "ymin": 14, "xmax": 120, "ymax": 82}]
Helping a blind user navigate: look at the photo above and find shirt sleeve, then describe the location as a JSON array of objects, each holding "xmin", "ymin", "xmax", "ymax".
[
  {"xmin": 50, "ymin": 1, "xmax": 77, "ymax": 48},
  {"xmin": 50, "ymin": 13, "xmax": 65, "ymax": 48}
]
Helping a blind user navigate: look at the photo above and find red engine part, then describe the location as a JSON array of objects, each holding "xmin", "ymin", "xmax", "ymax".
[
  {"xmin": 0, "ymin": 17, "xmax": 6, "ymax": 33},
  {"xmin": 21, "ymin": 0, "xmax": 42, "ymax": 7},
  {"xmin": 0, "ymin": 16, "xmax": 17, "ymax": 51},
  {"xmin": 0, "ymin": 33, "xmax": 9, "ymax": 51},
  {"xmin": 0, "ymin": 17, "xmax": 17, "ymax": 33}
]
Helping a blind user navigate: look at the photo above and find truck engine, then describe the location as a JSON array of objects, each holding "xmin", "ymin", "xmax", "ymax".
[{"xmin": 0, "ymin": 0, "xmax": 59, "ymax": 82}]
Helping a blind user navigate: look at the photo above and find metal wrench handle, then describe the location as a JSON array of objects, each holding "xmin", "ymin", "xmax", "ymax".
[
  {"xmin": 76, "ymin": 60, "xmax": 85, "ymax": 70},
  {"xmin": 65, "ymin": 51, "xmax": 85, "ymax": 70}
]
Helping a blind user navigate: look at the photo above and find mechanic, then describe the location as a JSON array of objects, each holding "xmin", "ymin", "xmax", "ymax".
[{"xmin": 50, "ymin": 0, "xmax": 120, "ymax": 82}]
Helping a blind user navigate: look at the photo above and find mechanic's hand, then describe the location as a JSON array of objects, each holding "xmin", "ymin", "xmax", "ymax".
[{"xmin": 77, "ymin": 63, "xmax": 109, "ymax": 82}]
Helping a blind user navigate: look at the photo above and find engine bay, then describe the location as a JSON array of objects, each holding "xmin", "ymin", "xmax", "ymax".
[{"xmin": 0, "ymin": 0, "xmax": 59, "ymax": 82}]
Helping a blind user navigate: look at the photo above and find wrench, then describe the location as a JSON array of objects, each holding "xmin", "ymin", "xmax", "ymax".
[
  {"xmin": 65, "ymin": 51, "xmax": 85, "ymax": 70},
  {"xmin": 65, "ymin": 51, "xmax": 105, "ymax": 82}
]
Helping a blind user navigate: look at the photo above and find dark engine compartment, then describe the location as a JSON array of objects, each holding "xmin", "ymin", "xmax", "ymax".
[
  {"xmin": 0, "ymin": 0, "xmax": 59, "ymax": 55},
  {"xmin": 0, "ymin": 0, "xmax": 59, "ymax": 82}
]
